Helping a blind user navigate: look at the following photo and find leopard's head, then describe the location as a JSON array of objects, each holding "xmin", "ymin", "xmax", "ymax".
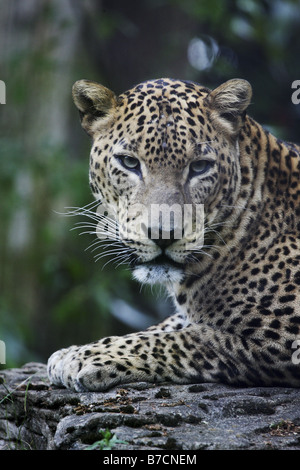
[{"xmin": 72, "ymin": 78, "xmax": 252, "ymax": 285}]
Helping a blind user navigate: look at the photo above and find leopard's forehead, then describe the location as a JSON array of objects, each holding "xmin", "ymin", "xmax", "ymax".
[
  {"xmin": 119, "ymin": 78, "xmax": 210, "ymax": 115},
  {"xmin": 109, "ymin": 79, "xmax": 212, "ymax": 169}
]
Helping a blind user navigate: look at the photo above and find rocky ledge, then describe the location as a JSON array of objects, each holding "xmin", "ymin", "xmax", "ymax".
[{"xmin": 1, "ymin": 362, "xmax": 300, "ymax": 450}]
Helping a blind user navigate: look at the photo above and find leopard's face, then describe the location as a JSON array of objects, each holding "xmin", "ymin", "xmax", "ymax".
[{"xmin": 73, "ymin": 78, "xmax": 252, "ymax": 285}]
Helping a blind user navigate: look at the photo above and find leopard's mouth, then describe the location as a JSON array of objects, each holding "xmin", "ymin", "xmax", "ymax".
[
  {"xmin": 135, "ymin": 254, "xmax": 183, "ymax": 269},
  {"xmin": 131, "ymin": 254, "xmax": 185, "ymax": 285}
]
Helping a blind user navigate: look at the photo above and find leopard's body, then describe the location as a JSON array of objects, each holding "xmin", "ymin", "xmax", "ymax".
[{"xmin": 47, "ymin": 78, "xmax": 300, "ymax": 391}]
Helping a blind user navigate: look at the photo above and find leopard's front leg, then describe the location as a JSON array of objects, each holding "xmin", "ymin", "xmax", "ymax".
[
  {"xmin": 47, "ymin": 312, "xmax": 189, "ymax": 390},
  {"xmin": 47, "ymin": 324, "xmax": 245, "ymax": 391},
  {"xmin": 143, "ymin": 311, "xmax": 190, "ymax": 333}
]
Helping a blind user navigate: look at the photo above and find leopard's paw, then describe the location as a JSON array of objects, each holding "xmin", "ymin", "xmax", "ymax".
[
  {"xmin": 47, "ymin": 338, "xmax": 123, "ymax": 391},
  {"xmin": 47, "ymin": 345, "xmax": 83, "ymax": 390}
]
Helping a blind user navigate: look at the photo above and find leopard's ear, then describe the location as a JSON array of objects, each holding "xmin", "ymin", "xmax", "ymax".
[
  {"xmin": 72, "ymin": 80, "xmax": 117, "ymax": 137},
  {"xmin": 207, "ymin": 79, "xmax": 252, "ymax": 136}
]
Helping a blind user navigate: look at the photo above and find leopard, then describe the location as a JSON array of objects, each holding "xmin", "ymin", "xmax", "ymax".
[{"xmin": 47, "ymin": 77, "xmax": 300, "ymax": 392}]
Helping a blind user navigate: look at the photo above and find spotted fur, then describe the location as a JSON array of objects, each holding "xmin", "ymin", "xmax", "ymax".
[{"xmin": 47, "ymin": 78, "xmax": 300, "ymax": 391}]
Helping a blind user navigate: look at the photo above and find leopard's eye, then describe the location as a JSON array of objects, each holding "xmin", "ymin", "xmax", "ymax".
[
  {"xmin": 116, "ymin": 155, "xmax": 140, "ymax": 171},
  {"xmin": 189, "ymin": 160, "xmax": 213, "ymax": 176}
]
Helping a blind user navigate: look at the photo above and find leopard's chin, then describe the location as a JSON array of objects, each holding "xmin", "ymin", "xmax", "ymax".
[{"xmin": 132, "ymin": 255, "xmax": 184, "ymax": 285}]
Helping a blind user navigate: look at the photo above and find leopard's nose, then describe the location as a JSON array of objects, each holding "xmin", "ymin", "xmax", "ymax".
[{"xmin": 147, "ymin": 226, "xmax": 176, "ymax": 249}]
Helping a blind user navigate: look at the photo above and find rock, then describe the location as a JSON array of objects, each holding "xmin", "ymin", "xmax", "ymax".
[{"xmin": 1, "ymin": 362, "xmax": 300, "ymax": 450}]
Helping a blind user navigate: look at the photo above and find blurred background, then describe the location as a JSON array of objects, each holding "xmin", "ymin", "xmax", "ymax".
[{"xmin": 0, "ymin": 0, "xmax": 299, "ymax": 368}]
